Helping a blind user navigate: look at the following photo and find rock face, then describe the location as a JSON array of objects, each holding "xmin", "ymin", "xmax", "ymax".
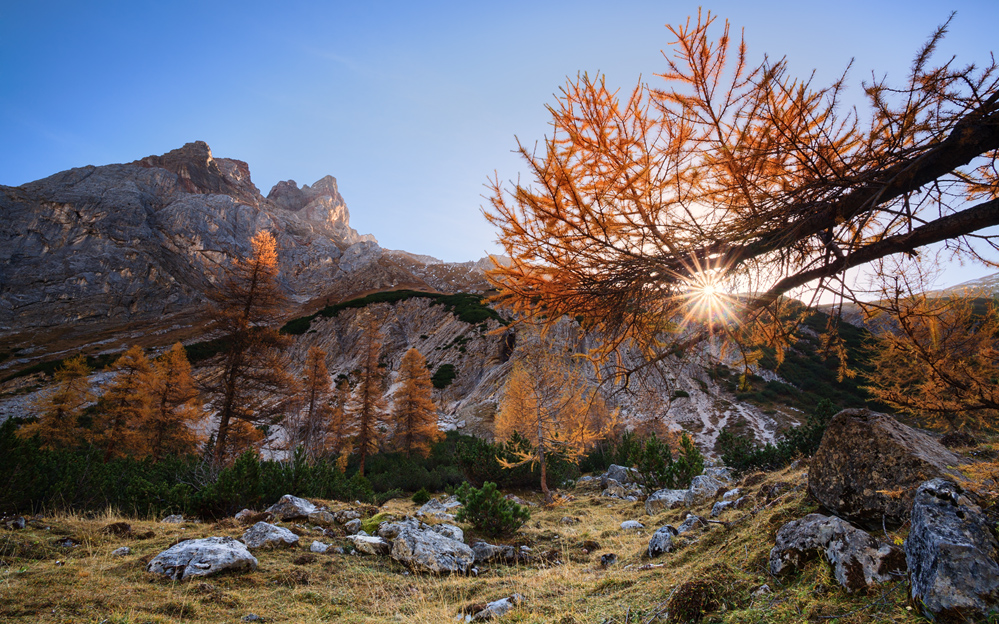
[
  {"xmin": 769, "ymin": 514, "xmax": 905, "ymax": 592},
  {"xmin": 241, "ymin": 522, "xmax": 299, "ymax": 550},
  {"xmin": 906, "ymin": 479, "xmax": 999, "ymax": 621},
  {"xmin": 0, "ymin": 141, "xmax": 494, "ymax": 354},
  {"xmin": 808, "ymin": 409, "xmax": 965, "ymax": 525},
  {"xmin": 391, "ymin": 527, "xmax": 475, "ymax": 574},
  {"xmin": 146, "ymin": 536, "xmax": 258, "ymax": 580},
  {"xmin": 266, "ymin": 494, "xmax": 317, "ymax": 521}
]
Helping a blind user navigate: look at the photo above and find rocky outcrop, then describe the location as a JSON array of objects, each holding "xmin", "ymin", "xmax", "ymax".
[
  {"xmin": 769, "ymin": 514, "xmax": 905, "ymax": 592},
  {"xmin": 146, "ymin": 536, "xmax": 258, "ymax": 580},
  {"xmin": 241, "ymin": 522, "xmax": 299, "ymax": 550},
  {"xmin": 0, "ymin": 141, "xmax": 496, "ymax": 358},
  {"xmin": 808, "ymin": 410, "xmax": 965, "ymax": 525},
  {"xmin": 265, "ymin": 494, "xmax": 317, "ymax": 521},
  {"xmin": 906, "ymin": 479, "xmax": 999, "ymax": 621},
  {"xmin": 390, "ymin": 526, "xmax": 475, "ymax": 574}
]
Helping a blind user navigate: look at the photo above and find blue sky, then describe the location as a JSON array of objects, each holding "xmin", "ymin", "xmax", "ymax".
[{"xmin": 1, "ymin": 0, "xmax": 996, "ymax": 286}]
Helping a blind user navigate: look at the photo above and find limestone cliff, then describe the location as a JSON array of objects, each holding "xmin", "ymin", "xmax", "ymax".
[{"xmin": 0, "ymin": 142, "xmax": 493, "ymax": 362}]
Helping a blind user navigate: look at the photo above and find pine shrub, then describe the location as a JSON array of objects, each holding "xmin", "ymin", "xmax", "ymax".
[{"xmin": 454, "ymin": 481, "xmax": 530, "ymax": 537}]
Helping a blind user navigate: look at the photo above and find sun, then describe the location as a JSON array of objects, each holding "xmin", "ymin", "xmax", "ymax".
[{"xmin": 683, "ymin": 272, "xmax": 734, "ymax": 327}]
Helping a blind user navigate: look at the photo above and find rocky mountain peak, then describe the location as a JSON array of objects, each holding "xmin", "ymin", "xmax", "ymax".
[{"xmin": 131, "ymin": 140, "xmax": 259, "ymax": 205}]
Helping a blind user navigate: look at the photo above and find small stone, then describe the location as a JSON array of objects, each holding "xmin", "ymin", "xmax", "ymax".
[
  {"xmin": 307, "ymin": 510, "xmax": 336, "ymax": 527},
  {"xmin": 753, "ymin": 584, "xmax": 771, "ymax": 597},
  {"xmin": 310, "ymin": 541, "xmax": 330, "ymax": 554},
  {"xmin": 472, "ymin": 594, "xmax": 525, "ymax": 621},
  {"xmin": 101, "ymin": 522, "xmax": 132, "ymax": 537},
  {"xmin": 344, "ymin": 519, "xmax": 362, "ymax": 534},
  {"xmin": 676, "ymin": 514, "xmax": 707, "ymax": 534},
  {"xmin": 242, "ymin": 614, "xmax": 263, "ymax": 622},
  {"xmin": 620, "ymin": 520, "xmax": 644, "ymax": 530},
  {"xmin": 645, "ymin": 488, "xmax": 691, "ymax": 514},
  {"xmin": 161, "ymin": 514, "xmax": 184, "ymax": 524},
  {"xmin": 348, "ymin": 534, "xmax": 392, "ymax": 556},
  {"xmin": 559, "ymin": 516, "xmax": 581, "ymax": 525},
  {"xmin": 600, "ymin": 553, "xmax": 618, "ymax": 568},
  {"xmin": 111, "ymin": 546, "xmax": 131, "ymax": 557},
  {"xmin": 5, "ymin": 517, "xmax": 26, "ymax": 530}
]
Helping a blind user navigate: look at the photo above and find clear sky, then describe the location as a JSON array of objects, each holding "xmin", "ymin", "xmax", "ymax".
[{"xmin": 1, "ymin": 0, "xmax": 996, "ymax": 286}]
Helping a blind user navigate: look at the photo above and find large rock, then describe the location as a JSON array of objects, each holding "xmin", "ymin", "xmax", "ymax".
[
  {"xmin": 769, "ymin": 513, "xmax": 905, "ymax": 592},
  {"xmin": 241, "ymin": 522, "xmax": 299, "ymax": 550},
  {"xmin": 645, "ymin": 489, "xmax": 690, "ymax": 515},
  {"xmin": 906, "ymin": 479, "xmax": 999, "ymax": 621},
  {"xmin": 416, "ymin": 498, "xmax": 461, "ymax": 521},
  {"xmin": 378, "ymin": 518, "xmax": 464, "ymax": 543},
  {"xmin": 808, "ymin": 409, "xmax": 965, "ymax": 525},
  {"xmin": 265, "ymin": 495, "xmax": 318, "ymax": 521},
  {"xmin": 146, "ymin": 537, "xmax": 258, "ymax": 580},
  {"xmin": 648, "ymin": 525, "xmax": 677, "ymax": 557},
  {"xmin": 391, "ymin": 528, "xmax": 475, "ymax": 574}
]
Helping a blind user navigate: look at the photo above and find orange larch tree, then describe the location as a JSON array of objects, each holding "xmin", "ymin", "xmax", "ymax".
[
  {"xmin": 289, "ymin": 346, "xmax": 337, "ymax": 462},
  {"xmin": 484, "ymin": 11, "xmax": 999, "ymax": 379},
  {"xmin": 90, "ymin": 345, "xmax": 154, "ymax": 461},
  {"xmin": 390, "ymin": 347, "xmax": 442, "ymax": 458},
  {"xmin": 494, "ymin": 329, "xmax": 609, "ymax": 503},
  {"xmin": 343, "ymin": 313, "xmax": 387, "ymax": 476},
  {"xmin": 146, "ymin": 342, "xmax": 205, "ymax": 461},
  {"xmin": 204, "ymin": 230, "xmax": 297, "ymax": 463},
  {"xmin": 17, "ymin": 354, "xmax": 93, "ymax": 450}
]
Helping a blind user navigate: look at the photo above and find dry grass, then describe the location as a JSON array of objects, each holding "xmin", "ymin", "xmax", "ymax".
[{"xmin": 0, "ymin": 467, "xmax": 924, "ymax": 623}]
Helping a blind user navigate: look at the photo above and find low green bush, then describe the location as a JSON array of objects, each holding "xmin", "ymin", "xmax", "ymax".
[
  {"xmin": 412, "ymin": 487, "xmax": 431, "ymax": 505},
  {"xmin": 631, "ymin": 432, "xmax": 704, "ymax": 490},
  {"xmin": 454, "ymin": 481, "xmax": 530, "ymax": 537}
]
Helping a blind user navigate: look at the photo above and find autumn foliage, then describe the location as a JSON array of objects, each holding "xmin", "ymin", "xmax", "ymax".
[
  {"xmin": 17, "ymin": 355, "xmax": 93, "ymax": 450},
  {"xmin": 204, "ymin": 230, "xmax": 297, "ymax": 463},
  {"xmin": 494, "ymin": 328, "xmax": 612, "ymax": 502},
  {"xmin": 484, "ymin": 11, "xmax": 999, "ymax": 372},
  {"xmin": 390, "ymin": 347, "xmax": 442, "ymax": 458},
  {"xmin": 343, "ymin": 312, "xmax": 388, "ymax": 476}
]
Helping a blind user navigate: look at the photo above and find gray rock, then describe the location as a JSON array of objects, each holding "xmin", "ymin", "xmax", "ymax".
[
  {"xmin": 146, "ymin": 536, "xmax": 258, "ymax": 580},
  {"xmin": 310, "ymin": 541, "xmax": 330, "ymax": 554},
  {"xmin": 721, "ymin": 488, "xmax": 742, "ymax": 502},
  {"xmin": 391, "ymin": 528, "xmax": 474, "ymax": 574},
  {"xmin": 470, "ymin": 540, "xmax": 524, "ymax": 565},
  {"xmin": 234, "ymin": 509, "xmax": 256, "ymax": 523},
  {"xmin": 307, "ymin": 510, "xmax": 336, "ymax": 527},
  {"xmin": 687, "ymin": 475, "xmax": 725, "ymax": 505},
  {"xmin": 601, "ymin": 482, "xmax": 628, "ymax": 499},
  {"xmin": 648, "ymin": 526, "xmax": 677, "ymax": 557},
  {"xmin": 600, "ymin": 553, "xmax": 618, "ymax": 568},
  {"xmin": 240, "ymin": 522, "xmax": 299, "ymax": 550},
  {"xmin": 333, "ymin": 509, "xmax": 361, "ymax": 524},
  {"xmin": 416, "ymin": 498, "xmax": 458, "ymax": 520},
  {"xmin": 710, "ymin": 501, "xmax": 733, "ymax": 517},
  {"xmin": 504, "ymin": 494, "xmax": 535, "ymax": 507},
  {"xmin": 645, "ymin": 489, "xmax": 690, "ymax": 515},
  {"xmin": 348, "ymin": 534, "xmax": 392, "ymax": 556},
  {"xmin": 161, "ymin": 514, "xmax": 184, "ymax": 524},
  {"xmin": 4, "ymin": 517, "xmax": 25, "ymax": 530},
  {"xmin": 769, "ymin": 513, "xmax": 905, "ymax": 592},
  {"xmin": 265, "ymin": 494, "xmax": 317, "ymax": 521},
  {"xmin": 808, "ymin": 409, "xmax": 966, "ymax": 525},
  {"xmin": 604, "ymin": 464, "xmax": 636, "ymax": 485},
  {"xmin": 704, "ymin": 466, "xmax": 734, "ymax": 482},
  {"xmin": 111, "ymin": 546, "xmax": 131, "ymax": 557},
  {"xmin": 432, "ymin": 523, "xmax": 464, "ymax": 543},
  {"xmin": 620, "ymin": 520, "xmax": 645, "ymax": 530},
  {"xmin": 344, "ymin": 519, "xmax": 362, "ymax": 535},
  {"xmin": 473, "ymin": 594, "xmax": 525, "ymax": 620},
  {"xmin": 906, "ymin": 479, "xmax": 999, "ymax": 621},
  {"xmin": 676, "ymin": 514, "xmax": 708, "ymax": 535},
  {"xmin": 242, "ymin": 615, "xmax": 263, "ymax": 623},
  {"xmin": 559, "ymin": 516, "xmax": 581, "ymax": 525}
]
